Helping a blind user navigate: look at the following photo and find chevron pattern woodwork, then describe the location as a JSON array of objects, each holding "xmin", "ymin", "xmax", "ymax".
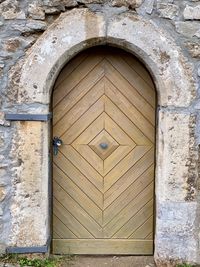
[{"xmin": 52, "ymin": 47, "xmax": 156, "ymax": 255}]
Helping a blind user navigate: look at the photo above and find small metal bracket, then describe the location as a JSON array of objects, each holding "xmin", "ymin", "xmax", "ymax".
[{"xmin": 5, "ymin": 113, "xmax": 52, "ymax": 122}]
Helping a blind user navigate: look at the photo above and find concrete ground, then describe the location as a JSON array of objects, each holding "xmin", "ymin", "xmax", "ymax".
[{"xmin": 64, "ymin": 256, "xmax": 156, "ymax": 267}]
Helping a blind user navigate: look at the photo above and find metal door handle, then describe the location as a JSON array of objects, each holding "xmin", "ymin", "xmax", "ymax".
[{"xmin": 53, "ymin": 137, "xmax": 63, "ymax": 155}]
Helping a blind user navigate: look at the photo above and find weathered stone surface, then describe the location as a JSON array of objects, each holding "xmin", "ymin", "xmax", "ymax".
[
  {"xmin": 78, "ymin": 0, "xmax": 104, "ymax": 3},
  {"xmin": 175, "ymin": 21, "xmax": 200, "ymax": 38},
  {"xmin": 157, "ymin": 3, "xmax": 179, "ymax": 19},
  {"xmin": 0, "ymin": 0, "xmax": 26, "ymax": 20},
  {"xmin": 156, "ymin": 111, "xmax": 197, "ymax": 201},
  {"xmin": 0, "ymin": 208, "xmax": 3, "ymax": 216},
  {"xmin": 184, "ymin": 4, "xmax": 200, "ymax": 20},
  {"xmin": 43, "ymin": 6, "xmax": 61, "ymax": 14},
  {"xmin": 111, "ymin": 0, "xmax": 143, "ymax": 8},
  {"xmin": 42, "ymin": 0, "xmax": 78, "ymax": 7},
  {"xmin": 198, "ymin": 65, "xmax": 200, "ymax": 76},
  {"xmin": 145, "ymin": 0, "xmax": 155, "ymax": 14},
  {"xmin": 186, "ymin": 42, "xmax": 200, "ymax": 58},
  {"xmin": 9, "ymin": 121, "xmax": 49, "ymax": 246},
  {"xmin": 12, "ymin": 20, "xmax": 47, "ymax": 33},
  {"xmin": 0, "ymin": 112, "xmax": 10, "ymax": 127},
  {"xmin": 0, "ymin": 243, "xmax": 6, "ymax": 254},
  {"xmin": 28, "ymin": 2, "xmax": 45, "ymax": 20},
  {"xmin": 0, "ymin": 187, "xmax": 6, "ymax": 202},
  {"xmin": 155, "ymin": 202, "xmax": 198, "ymax": 265},
  {"xmin": 16, "ymin": 9, "xmax": 106, "ymax": 105},
  {"xmin": 17, "ymin": 9, "xmax": 196, "ymax": 108},
  {"xmin": 107, "ymin": 13, "xmax": 196, "ymax": 107}
]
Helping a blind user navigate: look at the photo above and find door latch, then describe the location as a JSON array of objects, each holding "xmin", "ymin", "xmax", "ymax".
[{"xmin": 53, "ymin": 137, "xmax": 63, "ymax": 155}]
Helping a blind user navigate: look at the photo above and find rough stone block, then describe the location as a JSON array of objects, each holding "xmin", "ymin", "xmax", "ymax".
[
  {"xmin": 111, "ymin": 0, "xmax": 143, "ymax": 8},
  {"xmin": 145, "ymin": 0, "xmax": 155, "ymax": 14},
  {"xmin": 157, "ymin": 3, "xmax": 179, "ymax": 19},
  {"xmin": 42, "ymin": 0, "xmax": 78, "ymax": 7},
  {"xmin": 78, "ymin": 0, "xmax": 105, "ymax": 3},
  {"xmin": 175, "ymin": 21, "xmax": 200, "ymax": 38},
  {"xmin": 0, "ymin": 187, "xmax": 6, "ymax": 202},
  {"xmin": 198, "ymin": 65, "xmax": 200, "ymax": 76},
  {"xmin": 183, "ymin": 4, "xmax": 200, "ymax": 20},
  {"xmin": 9, "ymin": 121, "xmax": 49, "ymax": 247},
  {"xmin": 0, "ymin": 0, "xmax": 26, "ymax": 20},
  {"xmin": 0, "ymin": 112, "xmax": 10, "ymax": 127},
  {"xmin": 186, "ymin": 42, "xmax": 200, "ymax": 58},
  {"xmin": 28, "ymin": 2, "xmax": 45, "ymax": 20},
  {"xmin": 0, "ymin": 208, "xmax": 3, "ymax": 216},
  {"xmin": 12, "ymin": 20, "xmax": 47, "ymax": 33},
  {"xmin": 156, "ymin": 111, "xmax": 197, "ymax": 202},
  {"xmin": 155, "ymin": 202, "xmax": 198, "ymax": 265}
]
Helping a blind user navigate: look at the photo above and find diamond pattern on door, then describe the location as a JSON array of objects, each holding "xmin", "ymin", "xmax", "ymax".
[{"xmin": 52, "ymin": 47, "xmax": 156, "ymax": 255}]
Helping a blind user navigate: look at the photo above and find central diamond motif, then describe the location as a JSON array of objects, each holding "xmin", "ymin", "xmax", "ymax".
[{"xmin": 89, "ymin": 130, "xmax": 119, "ymax": 160}]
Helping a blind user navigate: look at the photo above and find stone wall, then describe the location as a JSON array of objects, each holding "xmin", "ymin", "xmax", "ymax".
[{"xmin": 0, "ymin": 0, "xmax": 200, "ymax": 266}]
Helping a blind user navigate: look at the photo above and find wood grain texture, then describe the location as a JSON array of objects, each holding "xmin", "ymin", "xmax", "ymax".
[
  {"xmin": 52, "ymin": 239, "xmax": 153, "ymax": 255},
  {"xmin": 52, "ymin": 46, "xmax": 156, "ymax": 255}
]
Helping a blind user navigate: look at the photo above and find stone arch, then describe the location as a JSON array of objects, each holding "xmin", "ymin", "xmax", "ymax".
[
  {"xmin": 17, "ymin": 9, "xmax": 194, "ymax": 108},
  {"xmin": 8, "ymin": 8, "xmax": 198, "ymax": 266}
]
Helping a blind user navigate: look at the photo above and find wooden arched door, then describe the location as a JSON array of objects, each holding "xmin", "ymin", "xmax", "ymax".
[{"xmin": 52, "ymin": 46, "xmax": 156, "ymax": 255}]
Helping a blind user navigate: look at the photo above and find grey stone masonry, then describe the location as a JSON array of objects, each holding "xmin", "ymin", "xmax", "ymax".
[{"xmin": 0, "ymin": 0, "xmax": 200, "ymax": 267}]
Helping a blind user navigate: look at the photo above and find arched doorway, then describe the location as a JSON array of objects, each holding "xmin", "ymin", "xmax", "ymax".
[
  {"xmin": 52, "ymin": 46, "xmax": 156, "ymax": 255},
  {"xmin": 9, "ymin": 8, "xmax": 197, "ymax": 264}
]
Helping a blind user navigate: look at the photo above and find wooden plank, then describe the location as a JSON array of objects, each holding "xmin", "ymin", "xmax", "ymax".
[
  {"xmin": 53, "ymin": 164, "xmax": 103, "ymax": 222},
  {"xmin": 53, "ymin": 152, "xmax": 103, "ymax": 208},
  {"xmin": 53, "ymin": 215, "xmax": 77, "ymax": 239},
  {"xmin": 105, "ymin": 62, "xmax": 155, "ymax": 125},
  {"xmin": 54, "ymin": 181, "xmax": 103, "ymax": 237},
  {"xmin": 60, "ymin": 146, "xmax": 103, "ymax": 191},
  {"xmin": 103, "ymin": 183, "xmax": 154, "ymax": 237},
  {"xmin": 104, "ymin": 164, "xmax": 154, "ymax": 224},
  {"xmin": 53, "ymin": 64, "xmax": 104, "ymax": 124},
  {"xmin": 105, "ymin": 96, "xmax": 152, "ymax": 146},
  {"xmin": 54, "ymin": 79, "xmax": 104, "ymax": 137},
  {"xmin": 121, "ymin": 53, "xmax": 155, "ymax": 88},
  {"xmin": 113, "ymin": 200, "xmax": 154, "ymax": 238},
  {"xmin": 146, "ymin": 232, "xmax": 154, "ymax": 240},
  {"xmin": 105, "ymin": 80, "xmax": 155, "ymax": 142},
  {"xmin": 105, "ymin": 113, "xmax": 135, "ymax": 146},
  {"xmin": 53, "ymin": 231, "xmax": 61, "ymax": 239},
  {"xmin": 53, "ymin": 54, "xmax": 104, "ymax": 107},
  {"xmin": 130, "ymin": 215, "xmax": 154, "ymax": 239},
  {"xmin": 54, "ymin": 53, "xmax": 88, "ymax": 90},
  {"xmin": 61, "ymin": 96, "xmax": 104, "ymax": 144},
  {"xmin": 106, "ymin": 55, "xmax": 156, "ymax": 107},
  {"xmin": 72, "ymin": 144, "xmax": 104, "ymax": 176},
  {"xmin": 104, "ymin": 149, "xmax": 154, "ymax": 208},
  {"xmin": 104, "ymin": 146, "xmax": 151, "ymax": 192},
  {"xmin": 52, "ymin": 239, "xmax": 153, "ymax": 255},
  {"xmin": 53, "ymin": 198, "xmax": 93, "ymax": 238},
  {"xmin": 72, "ymin": 113, "xmax": 105, "ymax": 145},
  {"xmin": 104, "ymin": 146, "xmax": 132, "ymax": 175}
]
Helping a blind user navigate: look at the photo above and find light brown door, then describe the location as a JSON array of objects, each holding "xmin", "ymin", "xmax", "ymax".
[{"xmin": 52, "ymin": 46, "xmax": 156, "ymax": 255}]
